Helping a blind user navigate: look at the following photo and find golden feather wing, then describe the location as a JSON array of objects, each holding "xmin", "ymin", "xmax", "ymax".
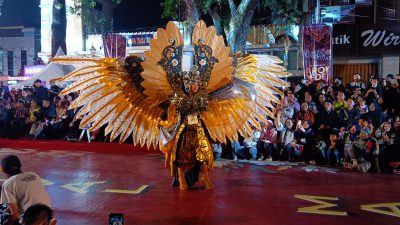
[
  {"xmin": 51, "ymin": 57, "xmax": 163, "ymax": 148},
  {"xmin": 192, "ymin": 20, "xmax": 234, "ymax": 93},
  {"xmin": 141, "ymin": 21, "xmax": 183, "ymax": 106},
  {"xmin": 204, "ymin": 54, "xmax": 290, "ymax": 142}
]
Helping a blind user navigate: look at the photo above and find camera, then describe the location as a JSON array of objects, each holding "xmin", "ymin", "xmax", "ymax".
[{"xmin": 0, "ymin": 204, "xmax": 11, "ymax": 225}]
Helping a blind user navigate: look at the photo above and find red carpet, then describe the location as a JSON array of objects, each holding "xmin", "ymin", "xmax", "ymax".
[
  {"xmin": 0, "ymin": 140, "xmax": 399, "ymax": 225},
  {"xmin": 0, "ymin": 138, "xmax": 161, "ymax": 154}
]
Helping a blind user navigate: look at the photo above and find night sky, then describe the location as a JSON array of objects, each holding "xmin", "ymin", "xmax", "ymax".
[
  {"xmin": 114, "ymin": 0, "xmax": 169, "ymax": 32},
  {"xmin": 0, "ymin": 0, "xmax": 168, "ymax": 31}
]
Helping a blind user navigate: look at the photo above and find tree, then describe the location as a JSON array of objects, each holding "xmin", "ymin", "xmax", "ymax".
[
  {"xmin": 162, "ymin": 0, "xmax": 303, "ymax": 53},
  {"xmin": 51, "ymin": 0, "xmax": 123, "ymax": 55},
  {"xmin": 52, "ymin": 0, "xmax": 67, "ymax": 56},
  {"xmin": 70, "ymin": 0, "xmax": 122, "ymax": 37}
]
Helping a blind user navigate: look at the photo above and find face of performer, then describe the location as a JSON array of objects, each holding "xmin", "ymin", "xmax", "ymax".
[{"xmin": 191, "ymin": 82, "xmax": 199, "ymax": 94}]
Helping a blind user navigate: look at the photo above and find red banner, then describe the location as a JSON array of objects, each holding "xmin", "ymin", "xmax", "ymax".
[
  {"xmin": 302, "ymin": 25, "xmax": 333, "ymax": 84},
  {"xmin": 103, "ymin": 34, "xmax": 127, "ymax": 59}
]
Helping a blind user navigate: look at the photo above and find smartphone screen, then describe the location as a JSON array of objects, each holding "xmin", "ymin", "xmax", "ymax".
[{"xmin": 109, "ymin": 213, "xmax": 124, "ymax": 225}]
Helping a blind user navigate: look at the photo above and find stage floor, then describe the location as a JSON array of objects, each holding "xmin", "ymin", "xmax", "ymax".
[{"xmin": 0, "ymin": 140, "xmax": 399, "ymax": 225}]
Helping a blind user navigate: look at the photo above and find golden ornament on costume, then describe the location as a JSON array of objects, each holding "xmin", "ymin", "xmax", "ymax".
[{"xmin": 51, "ymin": 20, "xmax": 289, "ymax": 191}]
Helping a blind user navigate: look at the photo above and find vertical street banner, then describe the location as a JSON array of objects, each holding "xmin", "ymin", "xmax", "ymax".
[
  {"xmin": 103, "ymin": 34, "xmax": 127, "ymax": 59},
  {"xmin": 302, "ymin": 25, "xmax": 332, "ymax": 84}
]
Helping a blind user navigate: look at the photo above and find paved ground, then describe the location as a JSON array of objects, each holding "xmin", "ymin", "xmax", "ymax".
[{"xmin": 0, "ymin": 143, "xmax": 399, "ymax": 225}]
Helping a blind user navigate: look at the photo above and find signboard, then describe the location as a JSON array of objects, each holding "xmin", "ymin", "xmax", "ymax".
[
  {"xmin": 302, "ymin": 25, "xmax": 333, "ymax": 84},
  {"xmin": 356, "ymin": 0, "xmax": 372, "ymax": 6},
  {"xmin": 333, "ymin": 24, "xmax": 400, "ymax": 54},
  {"xmin": 321, "ymin": 5, "xmax": 355, "ymax": 24},
  {"xmin": 103, "ymin": 34, "xmax": 127, "ymax": 58},
  {"xmin": 24, "ymin": 65, "xmax": 46, "ymax": 77},
  {"xmin": 127, "ymin": 34, "xmax": 153, "ymax": 47}
]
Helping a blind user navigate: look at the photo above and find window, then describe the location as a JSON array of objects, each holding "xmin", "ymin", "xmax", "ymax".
[
  {"xmin": 21, "ymin": 50, "xmax": 27, "ymax": 68},
  {"xmin": 7, "ymin": 51, "xmax": 13, "ymax": 76}
]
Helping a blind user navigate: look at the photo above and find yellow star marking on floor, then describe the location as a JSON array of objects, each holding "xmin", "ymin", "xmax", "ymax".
[
  {"xmin": 295, "ymin": 194, "xmax": 348, "ymax": 216},
  {"xmin": 41, "ymin": 178, "xmax": 54, "ymax": 186},
  {"xmin": 62, "ymin": 181, "xmax": 107, "ymax": 194},
  {"xmin": 361, "ymin": 202, "xmax": 400, "ymax": 218},
  {"xmin": 103, "ymin": 185, "xmax": 149, "ymax": 194}
]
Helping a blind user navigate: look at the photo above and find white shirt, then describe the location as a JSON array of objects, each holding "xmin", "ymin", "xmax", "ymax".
[{"xmin": 1, "ymin": 172, "xmax": 51, "ymax": 214}]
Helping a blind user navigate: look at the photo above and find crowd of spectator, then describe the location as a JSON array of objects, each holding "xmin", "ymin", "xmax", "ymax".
[
  {"xmin": 1, "ymin": 73, "xmax": 400, "ymax": 174},
  {"xmin": 214, "ymin": 73, "xmax": 400, "ymax": 174},
  {"xmin": 0, "ymin": 79, "xmax": 83, "ymax": 142}
]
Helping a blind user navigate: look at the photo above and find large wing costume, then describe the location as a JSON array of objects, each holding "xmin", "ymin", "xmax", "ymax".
[{"xmin": 52, "ymin": 20, "xmax": 289, "ymax": 150}]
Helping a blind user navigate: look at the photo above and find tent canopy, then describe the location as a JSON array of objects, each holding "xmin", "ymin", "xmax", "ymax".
[{"xmin": 15, "ymin": 48, "xmax": 75, "ymax": 88}]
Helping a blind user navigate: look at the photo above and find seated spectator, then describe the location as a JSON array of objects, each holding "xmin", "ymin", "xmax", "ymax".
[
  {"xmin": 376, "ymin": 122, "xmax": 396, "ymax": 172},
  {"xmin": 26, "ymin": 100, "xmax": 42, "ymax": 138},
  {"xmin": 348, "ymin": 128, "xmax": 379, "ymax": 172},
  {"xmin": 294, "ymin": 120, "xmax": 314, "ymax": 162},
  {"xmin": 52, "ymin": 100, "xmax": 67, "ymax": 138},
  {"xmin": 311, "ymin": 133, "xmax": 326, "ymax": 165},
  {"xmin": 257, "ymin": 120, "xmax": 278, "ymax": 160},
  {"xmin": 241, "ymin": 128, "xmax": 261, "ymax": 160},
  {"xmin": 357, "ymin": 98, "xmax": 369, "ymax": 118},
  {"xmin": 368, "ymin": 103, "xmax": 384, "ymax": 128},
  {"xmin": 21, "ymin": 204, "xmax": 56, "ymax": 225},
  {"xmin": 32, "ymin": 99, "xmax": 55, "ymax": 139},
  {"xmin": 212, "ymin": 142, "xmax": 222, "ymax": 161},
  {"xmin": 326, "ymin": 130, "xmax": 343, "ymax": 165},
  {"xmin": 0, "ymin": 155, "xmax": 51, "ymax": 224},
  {"xmin": 295, "ymin": 102, "xmax": 314, "ymax": 125},
  {"xmin": 231, "ymin": 139, "xmax": 257, "ymax": 161},
  {"xmin": 276, "ymin": 112, "xmax": 296, "ymax": 161},
  {"xmin": 0, "ymin": 99, "xmax": 8, "ymax": 138},
  {"xmin": 10, "ymin": 100, "xmax": 27, "ymax": 139}
]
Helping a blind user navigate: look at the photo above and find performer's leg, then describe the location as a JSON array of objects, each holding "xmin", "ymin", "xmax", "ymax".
[
  {"xmin": 200, "ymin": 165, "xmax": 214, "ymax": 190},
  {"xmin": 177, "ymin": 167, "xmax": 188, "ymax": 191}
]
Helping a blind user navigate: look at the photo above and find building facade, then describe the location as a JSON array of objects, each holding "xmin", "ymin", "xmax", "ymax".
[{"xmin": 318, "ymin": 0, "xmax": 400, "ymax": 83}]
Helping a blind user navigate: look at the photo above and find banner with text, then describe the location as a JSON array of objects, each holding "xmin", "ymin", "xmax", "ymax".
[
  {"xmin": 333, "ymin": 24, "xmax": 400, "ymax": 54},
  {"xmin": 103, "ymin": 34, "xmax": 127, "ymax": 58},
  {"xmin": 302, "ymin": 25, "xmax": 333, "ymax": 84},
  {"xmin": 127, "ymin": 34, "xmax": 153, "ymax": 47}
]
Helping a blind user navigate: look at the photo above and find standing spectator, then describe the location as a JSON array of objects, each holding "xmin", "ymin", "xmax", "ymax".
[
  {"xmin": 0, "ymin": 81, "xmax": 10, "ymax": 99},
  {"xmin": 376, "ymin": 122, "xmax": 396, "ymax": 172},
  {"xmin": 365, "ymin": 76, "xmax": 381, "ymax": 105},
  {"xmin": 304, "ymin": 93, "xmax": 318, "ymax": 113},
  {"xmin": 315, "ymin": 94, "xmax": 326, "ymax": 114},
  {"xmin": 332, "ymin": 77, "xmax": 347, "ymax": 97},
  {"xmin": 33, "ymin": 79, "xmax": 48, "ymax": 107},
  {"xmin": 0, "ymin": 99, "xmax": 8, "ymax": 137},
  {"xmin": 316, "ymin": 100, "xmax": 339, "ymax": 140},
  {"xmin": 286, "ymin": 92, "xmax": 300, "ymax": 113},
  {"xmin": 347, "ymin": 73, "xmax": 366, "ymax": 93}
]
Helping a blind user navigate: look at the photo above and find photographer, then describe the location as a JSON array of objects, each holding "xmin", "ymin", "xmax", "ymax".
[
  {"xmin": 0, "ymin": 155, "xmax": 51, "ymax": 225},
  {"xmin": 21, "ymin": 204, "xmax": 56, "ymax": 225}
]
